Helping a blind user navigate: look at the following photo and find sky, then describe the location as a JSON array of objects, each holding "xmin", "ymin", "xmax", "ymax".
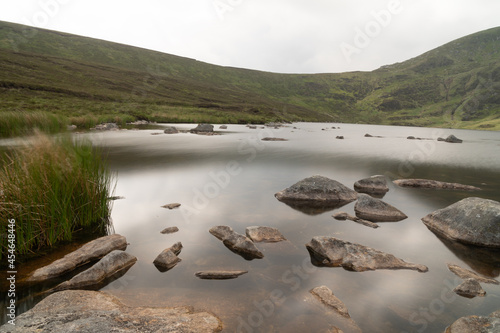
[{"xmin": 1, "ymin": 0, "xmax": 500, "ymax": 74}]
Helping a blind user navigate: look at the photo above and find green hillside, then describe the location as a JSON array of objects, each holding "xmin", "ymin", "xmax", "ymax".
[{"xmin": 0, "ymin": 21, "xmax": 499, "ymax": 131}]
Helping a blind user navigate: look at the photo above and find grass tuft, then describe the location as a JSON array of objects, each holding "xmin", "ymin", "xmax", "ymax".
[{"xmin": 0, "ymin": 111, "xmax": 67, "ymax": 138}]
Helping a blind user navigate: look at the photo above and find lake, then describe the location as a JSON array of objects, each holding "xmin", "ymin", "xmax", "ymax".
[{"xmin": 2, "ymin": 122, "xmax": 500, "ymax": 332}]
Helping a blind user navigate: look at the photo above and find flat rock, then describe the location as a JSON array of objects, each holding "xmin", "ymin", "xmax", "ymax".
[
  {"xmin": 422, "ymin": 197, "xmax": 500, "ymax": 248},
  {"xmin": 0, "ymin": 290, "xmax": 222, "ymax": 333},
  {"xmin": 190, "ymin": 123, "xmax": 214, "ymax": 133},
  {"xmin": 195, "ymin": 270, "xmax": 248, "ymax": 280},
  {"xmin": 161, "ymin": 226, "xmax": 179, "ymax": 234},
  {"xmin": 447, "ymin": 264, "xmax": 499, "ymax": 284},
  {"xmin": 162, "ymin": 203, "xmax": 181, "ymax": 209},
  {"xmin": 354, "ymin": 193, "xmax": 407, "ymax": 222},
  {"xmin": 26, "ymin": 234, "xmax": 127, "ymax": 283},
  {"xmin": 261, "ymin": 137, "xmax": 288, "ymax": 141},
  {"xmin": 209, "ymin": 226, "xmax": 264, "ymax": 260},
  {"xmin": 305, "ymin": 236, "xmax": 428, "ymax": 272},
  {"xmin": 310, "ymin": 286, "xmax": 350, "ymax": 318},
  {"xmin": 353, "ymin": 175, "xmax": 389, "ymax": 195},
  {"xmin": 153, "ymin": 242, "xmax": 183, "ymax": 272},
  {"xmin": 332, "ymin": 211, "xmax": 379, "ymax": 229},
  {"xmin": 393, "ymin": 179, "xmax": 480, "ymax": 191},
  {"xmin": 52, "ymin": 250, "xmax": 137, "ymax": 291},
  {"xmin": 245, "ymin": 226, "xmax": 286, "ymax": 242},
  {"xmin": 445, "ymin": 310, "xmax": 500, "ymax": 333},
  {"xmin": 453, "ymin": 278, "xmax": 486, "ymax": 298}
]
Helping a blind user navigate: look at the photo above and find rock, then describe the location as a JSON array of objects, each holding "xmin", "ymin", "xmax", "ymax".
[
  {"xmin": 364, "ymin": 133, "xmax": 383, "ymax": 138},
  {"xmin": 0, "ymin": 290, "xmax": 222, "ymax": 333},
  {"xmin": 275, "ymin": 175, "xmax": 358, "ymax": 214},
  {"xmin": 91, "ymin": 123, "xmax": 119, "ymax": 131},
  {"xmin": 247, "ymin": 125, "xmax": 257, "ymax": 129},
  {"xmin": 332, "ymin": 211, "xmax": 379, "ymax": 229},
  {"xmin": 445, "ymin": 310, "xmax": 500, "ymax": 333},
  {"xmin": 422, "ymin": 197, "xmax": 500, "ymax": 248},
  {"xmin": 453, "ymin": 278, "xmax": 486, "ymax": 298},
  {"xmin": 195, "ymin": 270, "xmax": 248, "ymax": 280},
  {"xmin": 162, "ymin": 203, "xmax": 181, "ymax": 209},
  {"xmin": 310, "ymin": 286, "xmax": 350, "ymax": 318},
  {"xmin": 261, "ymin": 137, "xmax": 288, "ymax": 141},
  {"xmin": 447, "ymin": 264, "xmax": 499, "ymax": 284},
  {"xmin": 336, "ymin": 136, "xmax": 344, "ymax": 140},
  {"xmin": 163, "ymin": 126, "xmax": 179, "ymax": 134},
  {"xmin": 219, "ymin": 125, "xmax": 228, "ymax": 129},
  {"xmin": 353, "ymin": 175, "xmax": 389, "ymax": 195},
  {"xmin": 305, "ymin": 236, "xmax": 428, "ymax": 272},
  {"xmin": 445, "ymin": 134, "xmax": 463, "ymax": 143},
  {"xmin": 354, "ymin": 193, "xmax": 407, "ymax": 222},
  {"xmin": 407, "ymin": 136, "xmax": 416, "ymax": 140},
  {"xmin": 27, "ymin": 234, "xmax": 128, "ymax": 283},
  {"xmin": 209, "ymin": 226, "xmax": 264, "ymax": 260},
  {"xmin": 393, "ymin": 179, "xmax": 480, "ymax": 191},
  {"xmin": 160, "ymin": 226, "xmax": 179, "ymax": 234},
  {"xmin": 153, "ymin": 242, "xmax": 182, "ymax": 272},
  {"xmin": 245, "ymin": 226, "xmax": 286, "ymax": 242},
  {"xmin": 438, "ymin": 137, "xmax": 446, "ymax": 141},
  {"xmin": 190, "ymin": 123, "xmax": 214, "ymax": 133},
  {"xmin": 67, "ymin": 124, "xmax": 77, "ymax": 131},
  {"xmin": 51, "ymin": 250, "xmax": 137, "ymax": 291}
]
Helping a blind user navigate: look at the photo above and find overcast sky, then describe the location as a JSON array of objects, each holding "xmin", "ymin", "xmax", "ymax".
[{"xmin": 1, "ymin": 0, "xmax": 500, "ymax": 73}]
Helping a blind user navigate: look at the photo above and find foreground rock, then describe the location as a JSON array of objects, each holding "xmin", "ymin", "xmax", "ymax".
[
  {"xmin": 393, "ymin": 179, "xmax": 480, "ymax": 191},
  {"xmin": 422, "ymin": 197, "xmax": 500, "ymax": 248},
  {"xmin": 306, "ymin": 236, "xmax": 428, "ymax": 272},
  {"xmin": 353, "ymin": 175, "xmax": 389, "ymax": 195},
  {"xmin": 445, "ymin": 310, "xmax": 500, "ymax": 333},
  {"xmin": 332, "ymin": 211, "xmax": 379, "ymax": 229},
  {"xmin": 190, "ymin": 123, "xmax": 214, "ymax": 133},
  {"xmin": 27, "ymin": 234, "xmax": 127, "ymax": 283},
  {"xmin": 0, "ymin": 290, "xmax": 222, "ymax": 333},
  {"xmin": 245, "ymin": 226, "xmax": 286, "ymax": 242},
  {"xmin": 209, "ymin": 226, "xmax": 264, "ymax": 260},
  {"xmin": 52, "ymin": 250, "xmax": 137, "ymax": 291},
  {"xmin": 447, "ymin": 264, "xmax": 499, "ymax": 284},
  {"xmin": 275, "ymin": 175, "xmax": 358, "ymax": 214},
  {"xmin": 453, "ymin": 278, "xmax": 486, "ymax": 298},
  {"xmin": 195, "ymin": 270, "xmax": 248, "ymax": 280},
  {"xmin": 153, "ymin": 242, "xmax": 183, "ymax": 272},
  {"xmin": 354, "ymin": 194, "xmax": 407, "ymax": 222},
  {"xmin": 310, "ymin": 286, "xmax": 350, "ymax": 318}
]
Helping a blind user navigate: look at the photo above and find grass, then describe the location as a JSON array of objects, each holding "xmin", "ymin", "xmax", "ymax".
[
  {"xmin": 0, "ymin": 111, "xmax": 67, "ymax": 138},
  {"xmin": 0, "ymin": 132, "xmax": 115, "ymax": 261}
]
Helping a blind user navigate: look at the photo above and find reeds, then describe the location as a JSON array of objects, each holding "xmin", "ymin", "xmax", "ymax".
[
  {"xmin": 0, "ymin": 111, "xmax": 67, "ymax": 138},
  {"xmin": 0, "ymin": 132, "xmax": 115, "ymax": 260}
]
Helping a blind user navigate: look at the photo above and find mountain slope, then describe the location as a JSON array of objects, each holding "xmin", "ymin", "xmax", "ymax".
[{"xmin": 0, "ymin": 21, "xmax": 499, "ymax": 129}]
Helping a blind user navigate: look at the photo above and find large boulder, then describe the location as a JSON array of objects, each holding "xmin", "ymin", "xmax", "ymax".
[
  {"xmin": 209, "ymin": 226, "xmax": 264, "ymax": 260},
  {"xmin": 354, "ymin": 194, "xmax": 407, "ymax": 222},
  {"xmin": 0, "ymin": 290, "xmax": 222, "ymax": 332},
  {"xmin": 275, "ymin": 175, "xmax": 358, "ymax": 214},
  {"xmin": 305, "ymin": 236, "xmax": 428, "ymax": 272},
  {"xmin": 52, "ymin": 250, "xmax": 137, "ymax": 291},
  {"xmin": 445, "ymin": 310, "xmax": 500, "ymax": 333},
  {"xmin": 353, "ymin": 175, "xmax": 389, "ymax": 195},
  {"xmin": 393, "ymin": 179, "xmax": 480, "ymax": 191},
  {"xmin": 422, "ymin": 197, "xmax": 500, "ymax": 248},
  {"xmin": 26, "ymin": 234, "xmax": 127, "ymax": 283}
]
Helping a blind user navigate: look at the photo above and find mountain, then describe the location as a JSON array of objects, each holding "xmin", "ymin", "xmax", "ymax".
[{"xmin": 0, "ymin": 21, "xmax": 499, "ymax": 129}]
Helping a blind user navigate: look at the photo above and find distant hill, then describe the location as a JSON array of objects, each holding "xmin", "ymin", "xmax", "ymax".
[{"xmin": 0, "ymin": 21, "xmax": 499, "ymax": 130}]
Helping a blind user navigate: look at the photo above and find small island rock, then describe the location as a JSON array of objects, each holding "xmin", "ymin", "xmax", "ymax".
[
  {"xmin": 209, "ymin": 226, "xmax": 264, "ymax": 260},
  {"xmin": 153, "ymin": 242, "xmax": 183, "ymax": 271},
  {"xmin": 393, "ymin": 179, "xmax": 480, "ymax": 191},
  {"xmin": 190, "ymin": 123, "xmax": 214, "ymax": 133},
  {"xmin": 353, "ymin": 175, "xmax": 389, "ymax": 195},
  {"xmin": 245, "ymin": 226, "xmax": 286, "ymax": 243},
  {"xmin": 195, "ymin": 270, "xmax": 248, "ymax": 280},
  {"xmin": 453, "ymin": 278, "xmax": 486, "ymax": 298},
  {"xmin": 354, "ymin": 193, "xmax": 407, "ymax": 222}
]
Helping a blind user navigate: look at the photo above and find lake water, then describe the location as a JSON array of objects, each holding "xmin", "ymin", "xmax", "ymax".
[{"xmin": 2, "ymin": 123, "xmax": 500, "ymax": 332}]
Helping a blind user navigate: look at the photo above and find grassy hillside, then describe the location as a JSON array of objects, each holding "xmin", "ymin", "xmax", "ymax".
[{"xmin": 0, "ymin": 21, "xmax": 499, "ymax": 131}]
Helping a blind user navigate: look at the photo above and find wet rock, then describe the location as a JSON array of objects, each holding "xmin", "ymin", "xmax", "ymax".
[
  {"xmin": 332, "ymin": 211, "xmax": 379, "ymax": 229},
  {"xmin": 447, "ymin": 264, "xmax": 499, "ymax": 284},
  {"xmin": 52, "ymin": 250, "xmax": 137, "ymax": 291},
  {"xmin": 163, "ymin": 126, "xmax": 179, "ymax": 134},
  {"xmin": 162, "ymin": 203, "xmax": 181, "ymax": 209},
  {"xmin": 422, "ymin": 197, "xmax": 500, "ymax": 248},
  {"xmin": 209, "ymin": 226, "xmax": 264, "ymax": 260},
  {"xmin": 310, "ymin": 286, "xmax": 350, "ymax": 318},
  {"xmin": 275, "ymin": 175, "xmax": 358, "ymax": 214},
  {"xmin": 0, "ymin": 290, "xmax": 222, "ymax": 333},
  {"xmin": 261, "ymin": 137, "xmax": 288, "ymax": 141},
  {"xmin": 305, "ymin": 236, "xmax": 428, "ymax": 272},
  {"xmin": 27, "ymin": 234, "xmax": 128, "ymax": 283},
  {"xmin": 245, "ymin": 226, "xmax": 286, "ymax": 242},
  {"xmin": 354, "ymin": 193, "xmax": 407, "ymax": 222},
  {"xmin": 195, "ymin": 270, "xmax": 248, "ymax": 280},
  {"xmin": 190, "ymin": 123, "xmax": 214, "ymax": 133},
  {"xmin": 160, "ymin": 226, "xmax": 179, "ymax": 234},
  {"xmin": 445, "ymin": 309, "xmax": 500, "ymax": 333},
  {"xmin": 453, "ymin": 278, "xmax": 486, "ymax": 298},
  {"xmin": 153, "ymin": 242, "xmax": 182, "ymax": 272},
  {"xmin": 393, "ymin": 179, "xmax": 480, "ymax": 191},
  {"xmin": 353, "ymin": 175, "xmax": 389, "ymax": 195},
  {"xmin": 91, "ymin": 123, "xmax": 119, "ymax": 131}
]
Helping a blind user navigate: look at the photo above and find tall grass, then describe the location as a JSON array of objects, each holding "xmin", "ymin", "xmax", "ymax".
[
  {"xmin": 0, "ymin": 111, "xmax": 67, "ymax": 138},
  {"xmin": 0, "ymin": 132, "xmax": 115, "ymax": 260}
]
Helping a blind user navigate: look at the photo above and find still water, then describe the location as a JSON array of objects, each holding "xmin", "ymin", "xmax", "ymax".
[{"xmin": 3, "ymin": 123, "xmax": 500, "ymax": 332}]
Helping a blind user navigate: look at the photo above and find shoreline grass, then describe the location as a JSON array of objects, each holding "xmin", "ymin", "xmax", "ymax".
[
  {"xmin": 0, "ymin": 132, "xmax": 115, "ymax": 261},
  {"xmin": 0, "ymin": 111, "xmax": 67, "ymax": 138}
]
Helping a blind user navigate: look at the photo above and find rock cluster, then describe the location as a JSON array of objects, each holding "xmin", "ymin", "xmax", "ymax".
[{"xmin": 209, "ymin": 226, "xmax": 264, "ymax": 260}]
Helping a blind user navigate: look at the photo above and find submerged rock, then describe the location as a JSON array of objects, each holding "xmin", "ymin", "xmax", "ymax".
[
  {"xmin": 190, "ymin": 123, "xmax": 214, "ymax": 133},
  {"xmin": 52, "ymin": 250, "xmax": 137, "ymax": 291},
  {"xmin": 305, "ymin": 236, "xmax": 428, "ymax": 272},
  {"xmin": 453, "ymin": 278, "xmax": 486, "ymax": 298},
  {"xmin": 332, "ymin": 211, "xmax": 379, "ymax": 229},
  {"xmin": 245, "ymin": 226, "xmax": 286, "ymax": 242},
  {"xmin": 354, "ymin": 194, "xmax": 407, "ymax": 222},
  {"xmin": 445, "ymin": 310, "xmax": 500, "ymax": 333},
  {"xmin": 422, "ymin": 197, "xmax": 500, "ymax": 248},
  {"xmin": 0, "ymin": 290, "xmax": 222, "ymax": 333},
  {"xmin": 153, "ymin": 242, "xmax": 183, "ymax": 272},
  {"xmin": 353, "ymin": 175, "xmax": 389, "ymax": 195},
  {"xmin": 209, "ymin": 226, "xmax": 264, "ymax": 260},
  {"xmin": 195, "ymin": 270, "xmax": 248, "ymax": 280},
  {"xmin": 310, "ymin": 286, "xmax": 350, "ymax": 318},
  {"xmin": 393, "ymin": 179, "xmax": 480, "ymax": 191},
  {"xmin": 447, "ymin": 264, "xmax": 499, "ymax": 284},
  {"xmin": 27, "ymin": 234, "xmax": 128, "ymax": 283}
]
